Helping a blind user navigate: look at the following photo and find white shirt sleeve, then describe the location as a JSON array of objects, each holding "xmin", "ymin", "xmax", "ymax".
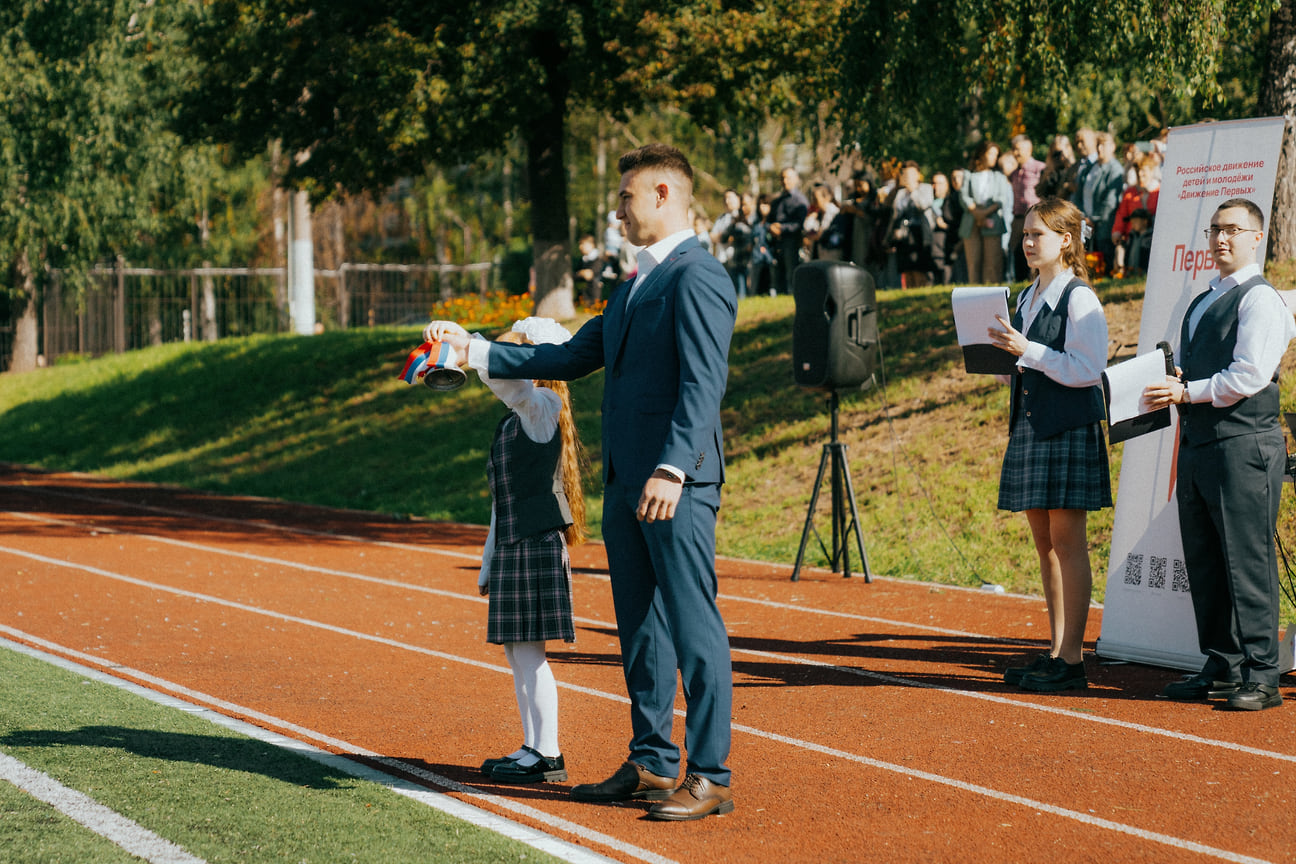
[
  {"xmin": 479, "ymin": 508, "xmax": 495, "ymax": 589},
  {"xmin": 466, "ymin": 335, "xmax": 561, "ymax": 443},
  {"xmin": 1187, "ymin": 286, "xmax": 1296, "ymax": 407},
  {"xmin": 1016, "ymin": 285, "xmax": 1108, "ymax": 388}
]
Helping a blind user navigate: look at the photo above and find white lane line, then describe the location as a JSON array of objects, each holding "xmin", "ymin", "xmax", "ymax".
[
  {"xmin": 0, "ymin": 544, "xmax": 628, "ymax": 707},
  {"xmin": 2, "ymin": 517, "xmax": 1293, "ymax": 766},
  {"xmin": 3, "ymin": 511, "xmax": 488, "ymax": 606},
  {"xmin": 0, "ymin": 560, "xmax": 1283, "ymax": 864},
  {"xmin": 0, "ymin": 750, "xmax": 207, "ymax": 864},
  {"xmin": 3, "ymin": 493, "xmax": 1034, "ymax": 643},
  {"xmin": 0, "ymin": 633, "xmax": 659, "ymax": 864},
  {"xmin": 2, "ymin": 509, "xmax": 1035, "ymax": 646},
  {"xmin": 0, "ymin": 486, "xmax": 485, "ymax": 562},
  {"xmin": 729, "ymin": 722, "xmax": 1274, "ymax": 864},
  {"xmin": 730, "ymin": 646, "xmax": 1296, "ymax": 763}
]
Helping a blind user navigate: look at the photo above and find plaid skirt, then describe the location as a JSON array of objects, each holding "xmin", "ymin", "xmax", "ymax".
[
  {"xmin": 486, "ymin": 528, "xmax": 576, "ymax": 645},
  {"xmin": 997, "ymin": 413, "xmax": 1112, "ymax": 512}
]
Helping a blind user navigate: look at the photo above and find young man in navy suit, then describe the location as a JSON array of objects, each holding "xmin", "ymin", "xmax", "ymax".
[{"xmin": 432, "ymin": 143, "xmax": 738, "ymax": 819}]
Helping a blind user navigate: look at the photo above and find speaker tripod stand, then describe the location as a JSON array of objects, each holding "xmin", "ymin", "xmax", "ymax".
[{"xmin": 791, "ymin": 391, "xmax": 871, "ymax": 582}]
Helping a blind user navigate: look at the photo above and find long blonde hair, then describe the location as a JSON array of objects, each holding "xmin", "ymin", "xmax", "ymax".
[
  {"xmin": 497, "ymin": 331, "xmax": 588, "ymax": 546},
  {"xmin": 541, "ymin": 376, "xmax": 588, "ymax": 546}
]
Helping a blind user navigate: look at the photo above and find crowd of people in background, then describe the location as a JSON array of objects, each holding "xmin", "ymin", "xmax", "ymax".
[{"xmin": 573, "ymin": 126, "xmax": 1169, "ymax": 301}]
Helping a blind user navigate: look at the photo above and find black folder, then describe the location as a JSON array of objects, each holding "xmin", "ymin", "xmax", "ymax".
[
  {"xmin": 1103, "ymin": 342, "xmax": 1176, "ymax": 444},
  {"xmin": 961, "ymin": 343, "xmax": 1018, "ymax": 375},
  {"xmin": 1104, "ymin": 392, "xmax": 1171, "ymax": 444}
]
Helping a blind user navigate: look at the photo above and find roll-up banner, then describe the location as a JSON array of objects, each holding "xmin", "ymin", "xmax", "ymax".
[{"xmin": 1096, "ymin": 117, "xmax": 1290, "ymax": 671}]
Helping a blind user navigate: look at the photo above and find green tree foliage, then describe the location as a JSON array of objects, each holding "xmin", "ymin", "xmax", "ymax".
[
  {"xmin": 0, "ymin": 0, "xmax": 182, "ymax": 370},
  {"xmin": 138, "ymin": 145, "xmax": 274, "ymax": 268},
  {"xmin": 837, "ymin": 0, "xmax": 1280, "ymax": 168},
  {"xmin": 179, "ymin": 0, "xmax": 845, "ymax": 317}
]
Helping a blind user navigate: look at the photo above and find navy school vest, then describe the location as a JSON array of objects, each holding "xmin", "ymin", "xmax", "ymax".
[
  {"xmin": 488, "ymin": 412, "xmax": 573, "ymax": 545},
  {"xmin": 1009, "ymin": 278, "xmax": 1106, "ymax": 440}
]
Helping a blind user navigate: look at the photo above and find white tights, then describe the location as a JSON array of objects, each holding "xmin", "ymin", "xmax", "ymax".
[{"xmin": 502, "ymin": 641, "xmax": 560, "ymax": 760}]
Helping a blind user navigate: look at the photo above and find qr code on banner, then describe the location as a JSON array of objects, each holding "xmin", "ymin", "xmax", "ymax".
[
  {"xmin": 1148, "ymin": 556, "xmax": 1167, "ymax": 590},
  {"xmin": 1172, "ymin": 558, "xmax": 1191, "ymax": 592},
  {"xmin": 1123, "ymin": 553, "xmax": 1144, "ymax": 586}
]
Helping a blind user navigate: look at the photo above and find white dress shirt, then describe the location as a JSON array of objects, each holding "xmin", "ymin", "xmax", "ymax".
[
  {"xmin": 624, "ymin": 228, "xmax": 695, "ymax": 482},
  {"xmin": 1181, "ymin": 262, "xmax": 1296, "ymax": 407},
  {"xmin": 627, "ymin": 228, "xmax": 696, "ymax": 304}
]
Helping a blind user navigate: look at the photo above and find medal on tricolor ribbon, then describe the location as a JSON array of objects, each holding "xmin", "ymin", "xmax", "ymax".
[{"xmin": 398, "ymin": 340, "xmax": 467, "ymax": 391}]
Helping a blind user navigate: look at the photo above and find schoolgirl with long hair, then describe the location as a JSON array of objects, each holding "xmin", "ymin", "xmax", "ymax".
[
  {"xmin": 987, "ymin": 197, "xmax": 1112, "ymax": 692},
  {"xmin": 425, "ymin": 316, "xmax": 587, "ymax": 782}
]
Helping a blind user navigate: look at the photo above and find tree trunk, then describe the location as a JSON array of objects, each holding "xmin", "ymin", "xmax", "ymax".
[
  {"xmin": 7, "ymin": 252, "xmax": 40, "ymax": 373},
  {"xmin": 525, "ymin": 40, "xmax": 576, "ymax": 322},
  {"xmin": 1260, "ymin": 0, "xmax": 1296, "ymax": 260}
]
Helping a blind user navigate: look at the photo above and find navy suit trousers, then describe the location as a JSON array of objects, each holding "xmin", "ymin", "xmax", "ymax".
[{"xmin": 601, "ymin": 478, "xmax": 732, "ymax": 785}]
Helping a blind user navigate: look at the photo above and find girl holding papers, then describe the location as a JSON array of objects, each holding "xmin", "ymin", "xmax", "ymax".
[{"xmin": 987, "ymin": 197, "xmax": 1111, "ymax": 692}]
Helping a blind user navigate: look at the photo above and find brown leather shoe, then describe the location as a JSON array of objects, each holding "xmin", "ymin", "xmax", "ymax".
[
  {"xmin": 647, "ymin": 774, "xmax": 733, "ymax": 821},
  {"xmin": 569, "ymin": 761, "xmax": 676, "ymax": 802}
]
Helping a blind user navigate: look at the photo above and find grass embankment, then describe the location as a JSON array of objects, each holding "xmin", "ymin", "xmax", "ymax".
[{"xmin": 3, "ymin": 280, "xmax": 1296, "ymax": 614}]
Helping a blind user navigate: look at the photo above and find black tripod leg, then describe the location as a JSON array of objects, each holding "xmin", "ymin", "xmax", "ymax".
[
  {"xmin": 837, "ymin": 445, "xmax": 872, "ymax": 582},
  {"xmin": 828, "ymin": 443, "xmax": 850, "ymax": 578},
  {"xmin": 792, "ymin": 444, "xmax": 832, "ymax": 582}
]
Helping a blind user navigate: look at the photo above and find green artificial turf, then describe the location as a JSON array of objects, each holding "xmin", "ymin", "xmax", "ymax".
[{"xmin": 0, "ymin": 646, "xmax": 564, "ymax": 864}]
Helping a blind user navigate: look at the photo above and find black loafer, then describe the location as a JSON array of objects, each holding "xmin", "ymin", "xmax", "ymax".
[
  {"xmin": 1161, "ymin": 674, "xmax": 1241, "ymax": 701},
  {"xmin": 1224, "ymin": 682, "xmax": 1283, "ymax": 711},
  {"xmin": 1018, "ymin": 656, "xmax": 1087, "ymax": 691},
  {"xmin": 490, "ymin": 750, "xmax": 567, "ymax": 784},
  {"xmin": 1004, "ymin": 653, "xmax": 1051, "ymax": 686}
]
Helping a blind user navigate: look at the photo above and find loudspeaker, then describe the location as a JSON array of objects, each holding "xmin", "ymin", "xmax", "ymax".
[{"xmin": 793, "ymin": 261, "xmax": 879, "ymax": 392}]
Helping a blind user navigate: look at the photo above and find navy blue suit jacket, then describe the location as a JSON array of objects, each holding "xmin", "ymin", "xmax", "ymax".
[{"xmin": 489, "ymin": 236, "xmax": 737, "ymax": 490}]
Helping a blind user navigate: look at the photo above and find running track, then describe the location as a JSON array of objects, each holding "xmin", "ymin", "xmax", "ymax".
[{"xmin": 0, "ymin": 465, "xmax": 1291, "ymax": 864}]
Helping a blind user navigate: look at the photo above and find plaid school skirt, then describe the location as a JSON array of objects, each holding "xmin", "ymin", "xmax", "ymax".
[
  {"xmin": 486, "ymin": 528, "xmax": 576, "ymax": 645},
  {"xmin": 997, "ymin": 414, "xmax": 1112, "ymax": 512}
]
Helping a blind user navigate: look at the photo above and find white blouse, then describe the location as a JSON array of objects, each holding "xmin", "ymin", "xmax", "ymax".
[
  {"xmin": 1014, "ymin": 269, "xmax": 1108, "ymax": 388},
  {"xmin": 468, "ymin": 334, "xmax": 563, "ymax": 588}
]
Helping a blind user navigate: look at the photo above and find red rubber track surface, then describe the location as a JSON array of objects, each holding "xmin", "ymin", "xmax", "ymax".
[{"xmin": 0, "ymin": 465, "xmax": 1291, "ymax": 864}]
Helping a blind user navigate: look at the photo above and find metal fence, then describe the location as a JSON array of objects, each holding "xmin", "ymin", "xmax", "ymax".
[{"xmin": 0, "ymin": 261, "xmax": 496, "ymax": 372}]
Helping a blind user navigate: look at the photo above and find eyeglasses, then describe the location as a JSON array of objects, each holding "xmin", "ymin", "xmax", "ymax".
[{"xmin": 1202, "ymin": 225, "xmax": 1258, "ymax": 240}]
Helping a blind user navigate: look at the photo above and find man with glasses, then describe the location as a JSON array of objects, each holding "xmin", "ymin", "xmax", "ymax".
[{"xmin": 1146, "ymin": 197, "xmax": 1295, "ymax": 711}]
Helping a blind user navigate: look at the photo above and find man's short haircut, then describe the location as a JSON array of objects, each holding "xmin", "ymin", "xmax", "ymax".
[
  {"xmin": 1216, "ymin": 198, "xmax": 1265, "ymax": 231},
  {"xmin": 901, "ymin": 160, "xmax": 920, "ymax": 172},
  {"xmin": 618, "ymin": 143, "xmax": 694, "ymax": 186},
  {"xmin": 1011, "ymin": 134, "xmax": 1032, "ymax": 148}
]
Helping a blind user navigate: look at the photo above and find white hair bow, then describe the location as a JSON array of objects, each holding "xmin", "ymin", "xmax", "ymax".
[{"xmin": 511, "ymin": 317, "xmax": 572, "ymax": 345}]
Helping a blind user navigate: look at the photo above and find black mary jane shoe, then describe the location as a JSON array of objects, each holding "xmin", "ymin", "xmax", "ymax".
[
  {"xmin": 480, "ymin": 750, "xmax": 524, "ymax": 776},
  {"xmin": 490, "ymin": 746, "xmax": 567, "ymax": 784},
  {"xmin": 1018, "ymin": 656, "xmax": 1088, "ymax": 692},
  {"xmin": 1003, "ymin": 653, "xmax": 1051, "ymax": 686}
]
